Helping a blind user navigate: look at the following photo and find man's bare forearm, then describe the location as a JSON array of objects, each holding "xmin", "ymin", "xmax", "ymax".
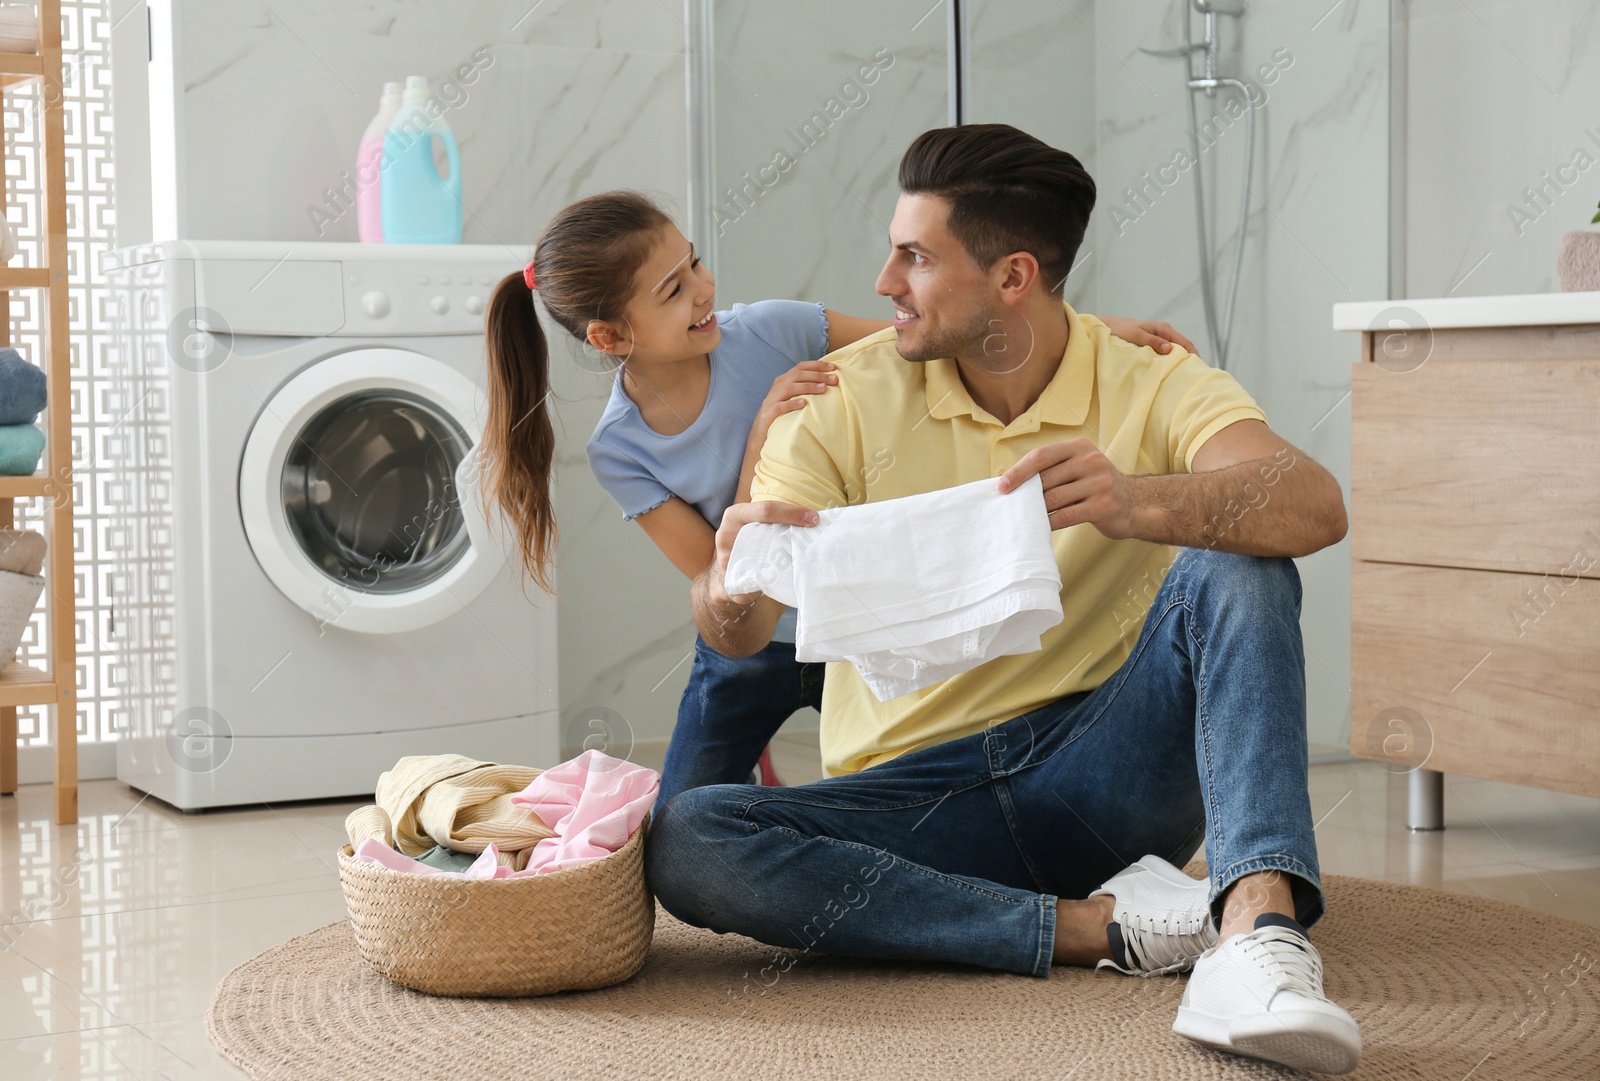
[
  {"xmin": 1128, "ymin": 448, "xmax": 1348, "ymax": 557},
  {"xmin": 690, "ymin": 562, "xmax": 778, "ymax": 657}
]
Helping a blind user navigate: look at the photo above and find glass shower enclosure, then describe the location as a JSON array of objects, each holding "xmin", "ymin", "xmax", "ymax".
[{"xmin": 688, "ymin": 0, "xmax": 1392, "ymax": 756}]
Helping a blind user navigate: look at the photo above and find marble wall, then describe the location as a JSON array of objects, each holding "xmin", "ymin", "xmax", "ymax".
[
  {"xmin": 161, "ymin": 0, "xmax": 688, "ymax": 245},
  {"xmin": 1404, "ymin": 0, "xmax": 1600, "ymax": 297}
]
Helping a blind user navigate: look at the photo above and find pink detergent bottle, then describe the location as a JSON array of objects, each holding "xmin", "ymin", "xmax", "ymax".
[{"xmin": 356, "ymin": 82, "xmax": 402, "ymax": 243}]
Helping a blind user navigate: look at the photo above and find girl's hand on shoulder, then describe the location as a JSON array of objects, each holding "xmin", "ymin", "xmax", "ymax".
[
  {"xmin": 1098, "ymin": 315, "xmax": 1198, "ymax": 356},
  {"xmin": 754, "ymin": 360, "xmax": 837, "ymax": 435}
]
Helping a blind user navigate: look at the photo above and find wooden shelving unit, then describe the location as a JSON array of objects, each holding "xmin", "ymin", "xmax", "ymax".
[{"xmin": 0, "ymin": 0, "xmax": 79, "ymax": 825}]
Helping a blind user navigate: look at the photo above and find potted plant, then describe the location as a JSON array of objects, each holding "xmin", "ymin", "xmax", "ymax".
[{"xmin": 1556, "ymin": 201, "xmax": 1600, "ymax": 291}]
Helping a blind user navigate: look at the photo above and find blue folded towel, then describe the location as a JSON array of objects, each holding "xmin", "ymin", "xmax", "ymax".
[
  {"xmin": 0, "ymin": 349, "xmax": 45, "ymax": 426},
  {"xmin": 0, "ymin": 424, "xmax": 44, "ymax": 475}
]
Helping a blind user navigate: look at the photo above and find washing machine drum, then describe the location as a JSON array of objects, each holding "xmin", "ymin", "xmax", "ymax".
[{"xmin": 240, "ymin": 348, "xmax": 505, "ymax": 634}]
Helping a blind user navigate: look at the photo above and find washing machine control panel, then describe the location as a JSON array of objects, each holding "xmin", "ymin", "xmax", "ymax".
[{"xmin": 339, "ymin": 261, "xmax": 510, "ymax": 337}]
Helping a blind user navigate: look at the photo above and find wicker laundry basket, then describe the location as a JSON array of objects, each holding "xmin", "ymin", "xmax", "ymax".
[
  {"xmin": 337, "ymin": 814, "xmax": 655, "ymax": 997},
  {"xmin": 0, "ymin": 569, "xmax": 44, "ymax": 666}
]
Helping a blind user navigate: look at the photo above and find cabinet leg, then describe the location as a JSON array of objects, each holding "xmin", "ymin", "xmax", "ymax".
[
  {"xmin": 1407, "ymin": 768, "xmax": 1444, "ymax": 831},
  {"xmin": 0, "ymin": 491, "xmax": 11, "ymax": 796},
  {"xmin": 54, "ymin": 698, "xmax": 77, "ymax": 825},
  {"xmin": 1, "ymin": 705, "xmax": 15, "ymax": 794}
]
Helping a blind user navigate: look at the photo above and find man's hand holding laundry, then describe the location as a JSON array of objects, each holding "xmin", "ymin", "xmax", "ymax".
[
  {"xmin": 699, "ymin": 427, "xmax": 1129, "ymax": 701},
  {"xmin": 717, "ymin": 472, "xmax": 1066, "ymax": 701}
]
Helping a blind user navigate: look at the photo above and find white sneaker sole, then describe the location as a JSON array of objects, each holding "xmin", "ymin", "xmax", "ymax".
[{"xmin": 1174, "ymin": 1004, "xmax": 1361, "ymax": 1075}]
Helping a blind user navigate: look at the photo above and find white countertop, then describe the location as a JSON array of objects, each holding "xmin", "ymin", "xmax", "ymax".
[{"xmin": 1333, "ymin": 291, "xmax": 1600, "ymax": 331}]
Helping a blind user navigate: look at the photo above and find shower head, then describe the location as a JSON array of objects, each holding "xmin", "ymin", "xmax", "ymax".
[{"xmin": 1192, "ymin": 0, "xmax": 1247, "ymax": 13}]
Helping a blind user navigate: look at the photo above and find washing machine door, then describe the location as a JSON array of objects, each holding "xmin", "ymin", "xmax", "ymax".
[{"xmin": 239, "ymin": 347, "xmax": 504, "ymax": 634}]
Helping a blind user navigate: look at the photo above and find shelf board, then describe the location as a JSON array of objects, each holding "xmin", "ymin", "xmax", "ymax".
[
  {"xmin": 0, "ymin": 475, "xmax": 54, "ymax": 499},
  {"xmin": 0, "ymin": 663, "xmax": 62, "ymax": 708},
  {"xmin": 0, "ymin": 51, "xmax": 41, "ymax": 88},
  {"xmin": 0, "ymin": 267, "xmax": 49, "ymax": 288}
]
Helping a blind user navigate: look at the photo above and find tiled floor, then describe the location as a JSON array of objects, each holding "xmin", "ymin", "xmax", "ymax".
[{"xmin": 2, "ymin": 735, "xmax": 1597, "ymax": 1079}]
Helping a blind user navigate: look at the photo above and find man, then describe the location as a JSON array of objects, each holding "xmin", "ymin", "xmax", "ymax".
[{"xmin": 647, "ymin": 124, "xmax": 1361, "ymax": 1075}]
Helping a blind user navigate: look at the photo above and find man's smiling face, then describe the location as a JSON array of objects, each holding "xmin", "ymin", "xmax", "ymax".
[{"xmin": 874, "ymin": 193, "xmax": 995, "ymax": 364}]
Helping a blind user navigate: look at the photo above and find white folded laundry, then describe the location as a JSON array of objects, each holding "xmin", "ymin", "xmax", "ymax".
[{"xmin": 726, "ymin": 474, "xmax": 1065, "ymax": 700}]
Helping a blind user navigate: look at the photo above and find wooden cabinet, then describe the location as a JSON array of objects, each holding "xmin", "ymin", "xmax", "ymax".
[{"xmin": 1348, "ymin": 320, "xmax": 1600, "ymax": 800}]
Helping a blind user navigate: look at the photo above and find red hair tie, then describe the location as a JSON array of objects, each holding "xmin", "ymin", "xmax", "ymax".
[{"xmin": 523, "ymin": 261, "xmax": 538, "ymax": 291}]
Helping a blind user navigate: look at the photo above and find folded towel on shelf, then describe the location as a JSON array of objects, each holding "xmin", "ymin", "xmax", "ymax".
[
  {"xmin": 0, "ymin": 424, "xmax": 43, "ymax": 475},
  {"xmin": 0, "ymin": 529, "xmax": 45, "ymax": 577},
  {"xmin": 0, "ymin": 349, "xmax": 45, "ymax": 426},
  {"xmin": 726, "ymin": 474, "xmax": 1065, "ymax": 701}
]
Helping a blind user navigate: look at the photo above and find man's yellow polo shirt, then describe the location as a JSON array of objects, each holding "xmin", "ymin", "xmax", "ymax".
[{"xmin": 749, "ymin": 301, "xmax": 1267, "ymax": 777}]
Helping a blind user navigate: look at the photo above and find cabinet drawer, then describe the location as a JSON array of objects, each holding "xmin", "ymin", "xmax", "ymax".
[
  {"xmin": 1351, "ymin": 358, "xmax": 1600, "ymax": 578},
  {"xmin": 1351, "ymin": 560, "xmax": 1600, "ymax": 796}
]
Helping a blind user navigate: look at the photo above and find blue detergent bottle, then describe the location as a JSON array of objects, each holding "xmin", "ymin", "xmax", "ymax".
[{"xmin": 381, "ymin": 76, "xmax": 463, "ymax": 244}]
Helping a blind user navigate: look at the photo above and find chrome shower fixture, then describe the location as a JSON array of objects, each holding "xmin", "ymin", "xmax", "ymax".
[{"xmin": 1140, "ymin": 0, "xmax": 1254, "ymax": 371}]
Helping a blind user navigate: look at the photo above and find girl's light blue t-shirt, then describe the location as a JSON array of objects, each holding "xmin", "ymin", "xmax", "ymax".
[{"xmin": 585, "ymin": 299, "xmax": 831, "ymax": 643}]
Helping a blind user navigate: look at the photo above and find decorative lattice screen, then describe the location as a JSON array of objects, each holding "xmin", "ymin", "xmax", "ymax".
[{"xmin": 11, "ymin": 0, "xmax": 116, "ymax": 747}]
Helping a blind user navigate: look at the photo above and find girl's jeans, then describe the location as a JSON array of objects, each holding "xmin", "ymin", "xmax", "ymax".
[
  {"xmin": 646, "ymin": 548, "xmax": 1323, "ymax": 977},
  {"xmin": 655, "ymin": 636, "xmax": 824, "ymax": 815}
]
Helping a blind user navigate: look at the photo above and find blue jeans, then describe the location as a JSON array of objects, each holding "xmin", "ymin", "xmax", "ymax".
[
  {"xmin": 646, "ymin": 548, "xmax": 1322, "ymax": 977},
  {"xmin": 654, "ymin": 636, "xmax": 825, "ymax": 815}
]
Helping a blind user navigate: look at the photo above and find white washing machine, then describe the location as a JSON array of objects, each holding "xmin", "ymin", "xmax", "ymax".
[{"xmin": 106, "ymin": 240, "xmax": 559, "ymax": 809}]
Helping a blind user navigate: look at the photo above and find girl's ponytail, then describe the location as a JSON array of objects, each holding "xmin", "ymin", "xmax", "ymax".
[
  {"xmin": 478, "ymin": 190, "xmax": 673, "ymax": 594},
  {"xmin": 482, "ymin": 272, "xmax": 558, "ymax": 593}
]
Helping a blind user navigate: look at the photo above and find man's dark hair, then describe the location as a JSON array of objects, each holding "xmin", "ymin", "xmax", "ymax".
[{"xmin": 898, "ymin": 124, "xmax": 1096, "ymax": 297}]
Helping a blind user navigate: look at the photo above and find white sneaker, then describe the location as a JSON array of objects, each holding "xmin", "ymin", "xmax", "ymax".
[
  {"xmin": 1174, "ymin": 915, "xmax": 1361, "ymax": 1075},
  {"xmin": 1089, "ymin": 855, "xmax": 1218, "ymax": 976}
]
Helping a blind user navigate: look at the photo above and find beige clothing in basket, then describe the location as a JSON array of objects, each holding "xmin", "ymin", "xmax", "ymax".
[{"xmin": 345, "ymin": 754, "xmax": 556, "ymax": 870}]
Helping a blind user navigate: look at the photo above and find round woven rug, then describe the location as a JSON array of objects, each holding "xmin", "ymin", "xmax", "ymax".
[{"xmin": 208, "ymin": 873, "xmax": 1598, "ymax": 1080}]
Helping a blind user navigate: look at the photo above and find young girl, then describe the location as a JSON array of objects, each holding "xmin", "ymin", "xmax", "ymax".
[{"xmin": 480, "ymin": 190, "xmax": 1195, "ymax": 812}]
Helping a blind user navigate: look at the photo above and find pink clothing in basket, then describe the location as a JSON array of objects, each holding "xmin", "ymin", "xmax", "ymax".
[{"xmin": 511, "ymin": 750, "xmax": 659, "ymax": 874}]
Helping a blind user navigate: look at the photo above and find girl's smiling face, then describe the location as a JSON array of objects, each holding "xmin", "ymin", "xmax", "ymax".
[{"xmin": 586, "ymin": 223, "xmax": 720, "ymax": 365}]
